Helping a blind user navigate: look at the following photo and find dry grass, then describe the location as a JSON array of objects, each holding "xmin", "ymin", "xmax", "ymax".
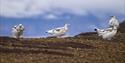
[{"xmin": 0, "ymin": 32, "xmax": 125, "ymax": 63}]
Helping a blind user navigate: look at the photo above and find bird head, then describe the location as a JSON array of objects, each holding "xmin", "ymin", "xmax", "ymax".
[
  {"xmin": 14, "ymin": 26, "xmax": 17, "ymax": 28},
  {"xmin": 18, "ymin": 24, "xmax": 22, "ymax": 28},
  {"xmin": 94, "ymin": 28, "xmax": 102, "ymax": 32},
  {"xmin": 64, "ymin": 24, "xmax": 70, "ymax": 27},
  {"xmin": 94, "ymin": 26, "xmax": 99, "ymax": 31},
  {"xmin": 94, "ymin": 28, "xmax": 97, "ymax": 31},
  {"xmin": 110, "ymin": 16, "xmax": 116, "ymax": 18},
  {"xmin": 19, "ymin": 24, "xmax": 23, "ymax": 26}
]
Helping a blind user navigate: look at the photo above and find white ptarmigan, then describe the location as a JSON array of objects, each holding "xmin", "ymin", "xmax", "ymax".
[
  {"xmin": 109, "ymin": 16, "xmax": 119, "ymax": 28},
  {"xmin": 95, "ymin": 26, "xmax": 117, "ymax": 40},
  {"xmin": 46, "ymin": 24, "xmax": 70, "ymax": 38},
  {"xmin": 12, "ymin": 24, "xmax": 24, "ymax": 38},
  {"xmin": 12, "ymin": 25, "xmax": 18, "ymax": 38},
  {"xmin": 94, "ymin": 16, "xmax": 119, "ymax": 40}
]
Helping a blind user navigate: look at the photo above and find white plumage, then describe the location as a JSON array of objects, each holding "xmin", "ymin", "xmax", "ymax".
[
  {"xmin": 12, "ymin": 26, "xmax": 18, "ymax": 38},
  {"xmin": 95, "ymin": 26, "xmax": 117, "ymax": 40},
  {"xmin": 12, "ymin": 24, "xmax": 24, "ymax": 38},
  {"xmin": 17, "ymin": 24, "xmax": 24, "ymax": 38},
  {"xmin": 109, "ymin": 16, "xmax": 119, "ymax": 28},
  {"xmin": 46, "ymin": 24, "xmax": 70, "ymax": 38},
  {"xmin": 95, "ymin": 16, "xmax": 119, "ymax": 40}
]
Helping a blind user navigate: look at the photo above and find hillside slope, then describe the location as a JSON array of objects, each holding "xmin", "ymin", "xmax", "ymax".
[
  {"xmin": 118, "ymin": 20, "xmax": 125, "ymax": 33},
  {"xmin": 0, "ymin": 32, "xmax": 125, "ymax": 63},
  {"xmin": 0, "ymin": 21, "xmax": 125, "ymax": 63}
]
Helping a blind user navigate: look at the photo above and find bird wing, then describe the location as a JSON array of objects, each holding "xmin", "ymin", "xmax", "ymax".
[
  {"xmin": 48, "ymin": 27, "xmax": 64, "ymax": 35},
  {"xmin": 52, "ymin": 27, "xmax": 64, "ymax": 32},
  {"xmin": 54, "ymin": 26, "xmax": 64, "ymax": 30},
  {"xmin": 109, "ymin": 18, "xmax": 119, "ymax": 27}
]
